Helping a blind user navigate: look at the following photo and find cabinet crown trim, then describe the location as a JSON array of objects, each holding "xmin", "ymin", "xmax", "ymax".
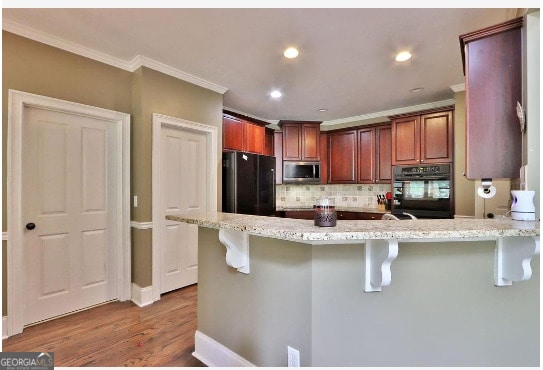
[
  {"xmin": 388, "ymin": 105, "xmax": 455, "ymax": 120},
  {"xmin": 459, "ymin": 16, "xmax": 523, "ymax": 74}
]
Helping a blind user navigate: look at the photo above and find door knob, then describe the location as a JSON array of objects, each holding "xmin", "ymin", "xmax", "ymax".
[{"xmin": 26, "ymin": 222, "xmax": 36, "ymax": 230}]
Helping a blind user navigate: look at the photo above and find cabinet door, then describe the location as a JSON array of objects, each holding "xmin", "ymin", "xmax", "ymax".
[
  {"xmin": 264, "ymin": 128, "xmax": 274, "ymax": 156},
  {"xmin": 274, "ymin": 131, "xmax": 283, "ymax": 184},
  {"xmin": 282, "ymin": 124, "xmax": 302, "ymax": 160},
  {"xmin": 420, "ymin": 111, "xmax": 453, "ymax": 163},
  {"xmin": 462, "ymin": 19, "xmax": 522, "ymax": 179},
  {"xmin": 391, "ymin": 116, "xmax": 420, "ymax": 165},
  {"xmin": 245, "ymin": 121, "xmax": 264, "ymax": 154},
  {"xmin": 328, "ymin": 130, "xmax": 357, "ymax": 183},
  {"xmin": 302, "ymin": 124, "xmax": 320, "ymax": 160},
  {"xmin": 319, "ymin": 132, "xmax": 328, "ymax": 184},
  {"xmin": 337, "ymin": 211, "xmax": 358, "ymax": 220},
  {"xmin": 376, "ymin": 125, "xmax": 392, "ymax": 183},
  {"xmin": 357, "ymin": 128, "xmax": 375, "ymax": 183},
  {"xmin": 358, "ymin": 212, "xmax": 383, "ymax": 220},
  {"xmin": 284, "ymin": 211, "xmax": 314, "ymax": 220},
  {"xmin": 223, "ymin": 115, "xmax": 245, "ymax": 151}
]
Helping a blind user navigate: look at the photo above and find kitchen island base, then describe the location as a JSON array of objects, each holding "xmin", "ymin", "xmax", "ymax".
[{"xmin": 193, "ymin": 227, "xmax": 539, "ymax": 367}]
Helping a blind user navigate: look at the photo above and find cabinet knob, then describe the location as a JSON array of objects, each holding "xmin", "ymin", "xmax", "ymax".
[{"xmin": 26, "ymin": 222, "xmax": 36, "ymax": 230}]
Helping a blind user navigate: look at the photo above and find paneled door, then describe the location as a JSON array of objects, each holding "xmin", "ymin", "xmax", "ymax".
[
  {"xmin": 160, "ymin": 126, "xmax": 207, "ymax": 293},
  {"xmin": 22, "ymin": 106, "xmax": 118, "ymax": 326}
]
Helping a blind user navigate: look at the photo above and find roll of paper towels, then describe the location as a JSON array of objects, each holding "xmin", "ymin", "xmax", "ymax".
[{"xmin": 477, "ymin": 185, "xmax": 496, "ymax": 198}]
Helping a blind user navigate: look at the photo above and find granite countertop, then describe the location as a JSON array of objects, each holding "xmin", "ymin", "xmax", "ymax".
[
  {"xmin": 276, "ymin": 206, "xmax": 386, "ymax": 213},
  {"xmin": 166, "ymin": 212, "xmax": 540, "ymax": 244}
]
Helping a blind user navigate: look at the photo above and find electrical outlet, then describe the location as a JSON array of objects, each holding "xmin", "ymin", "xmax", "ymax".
[{"xmin": 287, "ymin": 346, "xmax": 300, "ymax": 367}]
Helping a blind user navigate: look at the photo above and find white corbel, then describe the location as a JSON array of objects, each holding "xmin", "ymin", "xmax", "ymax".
[
  {"xmin": 364, "ymin": 239, "xmax": 399, "ymax": 292},
  {"xmin": 494, "ymin": 236, "xmax": 540, "ymax": 286},
  {"xmin": 218, "ymin": 229, "xmax": 250, "ymax": 274}
]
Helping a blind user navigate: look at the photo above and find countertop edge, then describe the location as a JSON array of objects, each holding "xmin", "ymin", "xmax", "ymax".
[{"xmin": 166, "ymin": 213, "xmax": 540, "ymax": 242}]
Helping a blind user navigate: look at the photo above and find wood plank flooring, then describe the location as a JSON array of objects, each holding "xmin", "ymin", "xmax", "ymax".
[{"xmin": 1, "ymin": 284, "xmax": 205, "ymax": 367}]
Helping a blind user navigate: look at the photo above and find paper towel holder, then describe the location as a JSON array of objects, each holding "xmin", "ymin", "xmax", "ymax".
[{"xmin": 481, "ymin": 178, "xmax": 493, "ymax": 195}]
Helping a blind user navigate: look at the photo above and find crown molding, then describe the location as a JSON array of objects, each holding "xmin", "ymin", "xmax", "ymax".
[
  {"xmin": 223, "ymin": 106, "xmax": 277, "ymax": 125},
  {"xmin": 131, "ymin": 55, "xmax": 228, "ymax": 94},
  {"xmin": 321, "ymin": 98, "xmax": 456, "ymax": 126},
  {"xmin": 450, "ymin": 83, "xmax": 466, "ymax": 92},
  {"xmin": 3, "ymin": 20, "xmax": 228, "ymax": 95}
]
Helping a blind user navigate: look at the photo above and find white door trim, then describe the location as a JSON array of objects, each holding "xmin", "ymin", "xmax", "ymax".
[
  {"xmin": 152, "ymin": 113, "xmax": 218, "ymax": 302},
  {"xmin": 6, "ymin": 89, "xmax": 131, "ymax": 336}
]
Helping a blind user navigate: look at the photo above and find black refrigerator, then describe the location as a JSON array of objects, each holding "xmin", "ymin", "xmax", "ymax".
[{"xmin": 222, "ymin": 151, "xmax": 276, "ymax": 216}]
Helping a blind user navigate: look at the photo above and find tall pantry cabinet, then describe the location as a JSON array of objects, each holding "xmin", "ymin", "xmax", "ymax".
[{"xmin": 459, "ymin": 17, "xmax": 523, "ymax": 180}]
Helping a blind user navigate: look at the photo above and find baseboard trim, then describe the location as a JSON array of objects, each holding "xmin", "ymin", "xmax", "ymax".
[
  {"xmin": 2, "ymin": 316, "xmax": 8, "ymax": 339},
  {"xmin": 131, "ymin": 283, "xmax": 154, "ymax": 307},
  {"xmin": 193, "ymin": 330, "xmax": 255, "ymax": 367}
]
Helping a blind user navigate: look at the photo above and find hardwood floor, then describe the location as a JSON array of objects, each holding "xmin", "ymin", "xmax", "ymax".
[{"xmin": 1, "ymin": 284, "xmax": 205, "ymax": 367}]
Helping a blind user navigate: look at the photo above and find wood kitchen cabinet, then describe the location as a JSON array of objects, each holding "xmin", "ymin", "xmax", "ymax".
[
  {"xmin": 357, "ymin": 123, "xmax": 392, "ymax": 184},
  {"xmin": 264, "ymin": 128, "xmax": 274, "ymax": 156},
  {"xmin": 391, "ymin": 108, "xmax": 453, "ymax": 165},
  {"xmin": 319, "ymin": 132, "xmax": 328, "ymax": 184},
  {"xmin": 223, "ymin": 114, "xmax": 245, "ymax": 151},
  {"xmin": 327, "ymin": 123, "xmax": 392, "ymax": 185},
  {"xmin": 279, "ymin": 121, "xmax": 321, "ymax": 161},
  {"xmin": 375, "ymin": 124, "xmax": 392, "ymax": 183},
  {"xmin": 274, "ymin": 131, "xmax": 283, "ymax": 184},
  {"xmin": 459, "ymin": 17, "xmax": 522, "ymax": 179},
  {"xmin": 357, "ymin": 128, "xmax": 376, "ymax": 183},
  {"xmin": 328, "ymin": 129, "xmax": 357, "ymax": 183},
  {"xmin": 223, "ymin": 112, "xmax": 269, "ymax": 155},
  {"xmin": 281, "ymin": 210, "xmax": 384, "ymax": 220},
  {"xmin": 244, "ymin": 120, "xmax": 265, "ymax": 154}
]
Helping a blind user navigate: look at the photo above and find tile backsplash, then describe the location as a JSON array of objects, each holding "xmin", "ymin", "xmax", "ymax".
[{"xmin": 276, "ymin": 184, "xmax": 392, "ymax": 208}]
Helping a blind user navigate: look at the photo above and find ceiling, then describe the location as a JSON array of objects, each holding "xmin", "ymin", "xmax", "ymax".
[{"xmin": 2, "ymin": 8, "xmax": 517, "ymax": 126}]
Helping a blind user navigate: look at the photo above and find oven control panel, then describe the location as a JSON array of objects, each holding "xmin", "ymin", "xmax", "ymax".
[{"xmin": 393, "ymin": 164, "xmax": 450, "ymax": 177}]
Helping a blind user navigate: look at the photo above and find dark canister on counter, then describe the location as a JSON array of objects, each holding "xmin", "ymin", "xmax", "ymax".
[{"xmin": 314, "ymin": 197, "xmax": 337, "ymax": 227}]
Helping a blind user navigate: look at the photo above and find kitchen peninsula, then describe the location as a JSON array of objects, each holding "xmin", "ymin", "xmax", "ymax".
[{"xmin": 167, "ymin": 213, "xmax": 540, "ymax": 367}]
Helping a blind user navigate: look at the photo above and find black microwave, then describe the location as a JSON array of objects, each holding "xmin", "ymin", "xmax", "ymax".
[{"xmin": 283, "ymin": 161, "xmax": 320, "ymax": 184}]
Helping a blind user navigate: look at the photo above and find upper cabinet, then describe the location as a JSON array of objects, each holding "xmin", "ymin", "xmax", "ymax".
[
  {"xmin": 326, "ymin": 123, "xmax": 392, "ymax": 185},
  {"xmin": 223, "ymin": 114, "xmax": 245, "ymax": 152},
  {"xmin": 328, "ymin": 129, "xmax": 357, "ymax": 183},
  {"xmin": 279, "ymin": 121, "xmax": 321, "ymax": 161},
  {"xmin": 459, "ymin": 17, "xmax": 522, "ymax": 180},
  {"xmin": 375, "ymin": 125, "xmax": 392, "ymax": 183},
  {"xmin": 391, "ymin": 108, "xmax": 454, "ymax": 165},
  {"xmin": 264, "ymin": 128, "xmax": 274, "ymax": 157},
  {"xmin": 357, "ymin": 128, "xmax": 376, "ymax": 183},
  {"xmin": 274, "ymin": 131, "xmax": 283, "ymax": 184},
  {"xmin": 222, "ymin": 111, "xmax": 271, "ymax": 156},
  {"xmin": 244, "ymin": 120, "xmax": 265, "ymax": 154}
]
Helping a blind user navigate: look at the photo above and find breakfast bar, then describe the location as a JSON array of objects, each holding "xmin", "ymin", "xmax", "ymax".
[{"xmin": 167, "ymin": 213, "xmax": 540, "ymax": 367}]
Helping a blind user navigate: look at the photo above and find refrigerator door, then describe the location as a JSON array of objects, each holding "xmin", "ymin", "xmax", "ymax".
[
  {"xmin": 222, "ymin": 151, "xmax": 258, "ymax": 214},
  {"xmin": 256, "ymin": 155, "xmax": 276, "ymax": 216},
  {"xmin": 222, "ymin": 151, "xmax": 276, "ymax": 216}
]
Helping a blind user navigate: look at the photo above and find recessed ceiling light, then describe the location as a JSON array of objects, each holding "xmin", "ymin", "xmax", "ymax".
[
  {"xmin": 283, "ymin": 47, "xmax": 299, "ymax": 59},
  {"xmin": 395, "ymin": 51, "xmax": 412, "ymax": 62},
  {"xmin": 270, "ymin": 90, "xmax": 282, "ymax": 98},
  {"xmin": 317, "ymin": 108, "xmax": 328, "ymax": 112},
  {"xmin": 410, "ymin": 87, "xmax": 423, "ymax": 93}
]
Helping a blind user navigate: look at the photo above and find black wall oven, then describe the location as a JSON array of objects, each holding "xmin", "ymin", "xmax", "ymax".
[{"xmin": 392, "ymin": 164, "xmax": 453, "ymax": 219}]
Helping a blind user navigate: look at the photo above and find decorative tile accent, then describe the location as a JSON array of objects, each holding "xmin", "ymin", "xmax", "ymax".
[{"xmin": 276, "ymin": 184, "xmax": 391, "ymax": 209}]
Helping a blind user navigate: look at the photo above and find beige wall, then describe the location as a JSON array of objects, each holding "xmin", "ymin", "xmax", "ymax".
[
  {"xmin": 453, "ymin": 91, "xmax": 475, "ymax": 216},
  {"xmin": 2, "ymin": 31, "xmax": 223, "ymax": 313},
  {"xmin": 198, "ymin": 227, "xmax": 540, "ymax": 366},
  {"xmin": 131, "ymin": 67, "xmax": 223, "ymax": 287}
]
